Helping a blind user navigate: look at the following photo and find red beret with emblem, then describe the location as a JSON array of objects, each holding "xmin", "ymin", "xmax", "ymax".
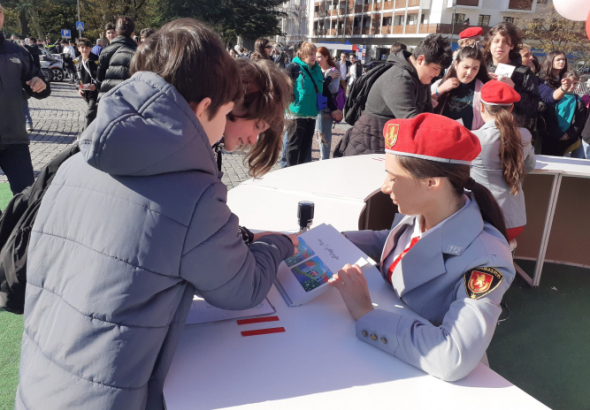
[
  {"xmin": 383, "ymin": 113, "xmax": 481, "ymax": 165},
  {"xmin": 459, "ymin": 27, "xmax": 483, "ymax": 39},
  {"xmin": 480, "ymin": 80, "xmax": 521, "ymax": 106}
]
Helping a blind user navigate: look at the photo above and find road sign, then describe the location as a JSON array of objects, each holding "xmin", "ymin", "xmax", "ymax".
[
  {"xmin": 76, "ymin": 21, "xmax": 85, "ymax": 31},
  {"xmin": 61, "ymin": 29, "xmax": 71, "ymax": 39}
]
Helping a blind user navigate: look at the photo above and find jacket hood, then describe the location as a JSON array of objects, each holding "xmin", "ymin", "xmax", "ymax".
[
  {"xmin": 387, "ymin": 50, "xmax": 418, "ymax": 77},
  {"xmin": 293, "ymin": 55, "xmax": 314, "ymax": 70},
  {"xmin": 79, "ymin": 71, "xmax": 220, "ymax": 178}
]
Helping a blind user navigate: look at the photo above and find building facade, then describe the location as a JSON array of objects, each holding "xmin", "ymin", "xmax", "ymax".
[
  {"xmin": 309, "ymin": 0, "xmax": 546, "ymax": 60},
  {"xmin": 276, "ymin": 0, "xmax": 310, "ymax": 47}
]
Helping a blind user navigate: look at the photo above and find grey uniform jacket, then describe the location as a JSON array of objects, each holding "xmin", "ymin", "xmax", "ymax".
[
  {"xmin": 344, "ymin": 195, "xmax": 515, "ymax": 382},
  {"xmin": 471, "ymin": 121, "xmax": 536, "ymax": 229},
  {"xmin": 17, "ymin": 71, "xmax": 292, "ymax": 410}
]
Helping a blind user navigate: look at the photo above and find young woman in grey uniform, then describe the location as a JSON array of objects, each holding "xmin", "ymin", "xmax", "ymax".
[
  {"xmin": 328, "ymin": 113, "xmax": 515, "ymax": 382},
  {"xmin": 472, "ymin": 80, "xmax": 536, "ymax": 241}
]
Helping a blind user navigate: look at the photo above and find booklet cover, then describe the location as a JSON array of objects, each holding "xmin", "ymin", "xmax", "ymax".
[{"xmin": 275, "ymin": 223, "xmax": 375, "ymax": 307}]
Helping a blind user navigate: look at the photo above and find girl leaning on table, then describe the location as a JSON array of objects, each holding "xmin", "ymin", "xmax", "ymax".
[
  {"xmin": 471, "ymin": 81, "xmax": 536, "ymax": 243},
  {"xmin": 16, "ymin": 19, "xmax": 298, "ymax": 410},
  {"xmin": 329, "ymin": 113, "xmax": 516, "ymax": 382}
]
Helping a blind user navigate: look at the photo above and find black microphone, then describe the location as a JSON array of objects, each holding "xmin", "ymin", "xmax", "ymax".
[{"xmin": 298, "ymin": 201, "xmax": 315, "ymax": 233}]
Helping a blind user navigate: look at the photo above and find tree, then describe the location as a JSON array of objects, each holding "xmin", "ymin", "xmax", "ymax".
[{"xmin": 515, "ymin": 3, "xmax": 589, "ymax": 64}]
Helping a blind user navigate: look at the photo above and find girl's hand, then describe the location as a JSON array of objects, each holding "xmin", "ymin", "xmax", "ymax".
[
  {"xmin": 561, "ymin": 78, "xmax": 571, "ymax": 91},
  {"xmin": 439, "ymin": 78, "xmax": 460, "ymax": 94},
  {"xmin": 489, "ymin": 73, "xmax": 498, "ymax": 80},
  {"xmin": 497, "ymin": 76, "xmax": 515, "ymax": 88},
  {"xmin": 329, "ymin": 264, "xmax": 374, "ymax": 321},
  {"xmin": 560, "ymin": 133, "xmax": 570, "ymax": 141},
  {"xmin": 328, "ymin": 69, "xmax": 340, "ymax": 79}
]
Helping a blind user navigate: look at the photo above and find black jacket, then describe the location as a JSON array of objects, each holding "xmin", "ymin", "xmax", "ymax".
[
  {"xmin": 487, "ymin": 58, "xmax": 539, "ymax": 131},
  {"xmin": 334, "ymin": 113, "xmax": 390, "ymax": 157},
  {"xmin": 540, "ymin": 92, "xmax": 588, "ymax": 156},
  {"xmin": 0, "ymin": 33, "xmax": 51, "ymax": 145},
  {"xmin": 74, "ymin": 52, "xmax": 100, "ymax": 100},
  {"xmin": 97, "ymin": 36, "xmax": 137, "ymax": 97},
  {"xmin": 24, "ymin": 44, "xmax": 41, "ymax": 69}
]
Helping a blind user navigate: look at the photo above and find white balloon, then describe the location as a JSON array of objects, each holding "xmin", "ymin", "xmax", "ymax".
[{"xmin": 554, "ymin": 0, "xmax": 590, "ymax": 22}]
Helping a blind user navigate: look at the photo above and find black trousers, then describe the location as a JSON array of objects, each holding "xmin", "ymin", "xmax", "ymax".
[
  {"xmin": 84, "ymin": 96, "xmax": 98, "ymax": 130},
  {"xmin": 0, "ymin": 143, "xmax": 35, "ymax": 194},
  {"xmin": 286, "ymin": 118, "xmax": 316, "ymax": 167}
]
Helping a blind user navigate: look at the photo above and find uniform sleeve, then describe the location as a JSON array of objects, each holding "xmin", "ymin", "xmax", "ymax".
[
  {"xmin": 179, "ymin": 182, "xmax": 293, "ymax": 310},
  {"xmin": 342, "ymin": 230, "xmax": 389, "ymax": 263},
  {"xmin": 355, "ymin": 257, "xmax": 515, "ymax": 382},
  {"xmin": 520, "ymin": 128, "xmax": 536, "ymax": 174}
]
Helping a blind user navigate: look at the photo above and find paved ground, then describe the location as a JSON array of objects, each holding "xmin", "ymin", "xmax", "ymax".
[{"xmin": 2, "ymin": 82, "xmax": 351, "ymax": 189}]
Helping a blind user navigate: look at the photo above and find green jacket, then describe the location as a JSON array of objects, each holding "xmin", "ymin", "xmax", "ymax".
[{"xmin": 287, "ymin": 56, "xmax": 324, "ymax": 118}]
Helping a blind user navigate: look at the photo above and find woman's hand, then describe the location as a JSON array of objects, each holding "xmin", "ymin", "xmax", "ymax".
[
  {"xmin": 438, "ymin": 78, "xmax": 460, "ymax": 94},
  {"xmin": 329, "ymin": 264, "xmax": 374, "ymax": 321},
  {"xmin": 497, "ymin": 76, "xmax": 515, "ymax": 88},
  {"xmin": 328, "ymin": 69, "xmax": 340, "ymax": 79}
]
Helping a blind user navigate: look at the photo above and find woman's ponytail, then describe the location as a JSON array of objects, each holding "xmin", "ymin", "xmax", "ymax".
[
  {"xmin": 465, "ymin": 178, "xmax": 508, "ymax": 241},
  {"xmin": 488, "ymin": 105, "xmax": 525, "ymax": 195}
]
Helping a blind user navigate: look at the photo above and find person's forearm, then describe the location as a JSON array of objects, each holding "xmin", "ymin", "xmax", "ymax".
[{"xmin": 553, "ymin": 86, "xmax": 566, "ymax": 102}]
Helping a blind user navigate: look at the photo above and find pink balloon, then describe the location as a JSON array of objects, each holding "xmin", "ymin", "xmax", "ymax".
[{"xmin": 554, "ymin": 0, "xmax": 590, "ymax": 22}]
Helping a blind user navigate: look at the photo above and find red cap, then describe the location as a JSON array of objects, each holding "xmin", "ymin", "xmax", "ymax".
[
  {"xmin": 383, "ymin": 113, "xmax": 481, "ymax": 165},
  {"xmin": 480, "ymin": 80, "xmax": 521, "ymax": 106},
  {"xmin": 460, "ymin": 27, "xmax": 483, "ymax": 39}
]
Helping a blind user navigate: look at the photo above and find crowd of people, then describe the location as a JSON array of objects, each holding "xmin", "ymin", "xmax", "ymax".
[{"xmin": 1, "ymin": 6, "xmax": 590, "ymax": 409}]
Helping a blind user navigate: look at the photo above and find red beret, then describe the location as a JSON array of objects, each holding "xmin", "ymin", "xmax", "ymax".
[
  {"xmin": 460, "ymin": 27, "xmax": 483, "ymax": 39},
  {"xmin": 383, "ymin": 113, "xmax": 481, "ymax": 165},
  {"xmin": 480, "ymin": 80, "xmax": 521, "ymax": 105}
]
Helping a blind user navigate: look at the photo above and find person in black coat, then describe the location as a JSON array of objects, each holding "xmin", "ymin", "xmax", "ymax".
[
  {"xmin": 74, "ymin": 38, "xmax": 100, "ymax": 129},
  {"xmin": 97, "ymin": 16, "xmax": 138, "ymax": 99},
  {"xmin": 24, "ymin": 38, "xmax": 41, "ymax": 69}
]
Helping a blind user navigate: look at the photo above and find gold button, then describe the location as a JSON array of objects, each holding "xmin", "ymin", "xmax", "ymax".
[
  {"xmin": 362, "ymin": 330, "xmax": 368, "ymax": 337},
  {"xmin": 370, "ymin": 334, "xmax": 377, "ymax": 341},
  {"xmin": 381, "ymin": 337, "xmax": 387, "ymax": 344}
]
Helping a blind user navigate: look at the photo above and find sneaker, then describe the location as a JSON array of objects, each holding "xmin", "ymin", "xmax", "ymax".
[{"xmin": 26, "ymin": 124, "xmax": 34, "ymax": 132}]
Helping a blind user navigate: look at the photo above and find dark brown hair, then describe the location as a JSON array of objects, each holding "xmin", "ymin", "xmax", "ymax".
[
  {"xmin": 228, "ymin": 59, "xmax": 293, "ymax": 178},
  {"xmin": 390, "ymin": 43, "xmax": 407, "ymax": 54},
  {"xmin": 317, "ymin": 46, "xmax": 337, "ymax": 70},
  {"xmin": 397, "ymin": 156, "xmax": 508, "ymax": 240},
  {"xmin": 434, "ymin": 46, "xmax": 489, "ymax": 115},
  {"xmin": 483, "ymin": 22, "xmax": 522, "ymax": 66},
  {"xmin": 482, "ymin": 104, "xmax": 525, "ymax": 195},
  {"xmin": 254, "ymin": 38, "xmax": 272, "ymax": 60},
  {"xmin": 130, "ymin": 18, "xmax": 242, "ymax": 120},
  {"xmin": 539, "ymin": 50, "xmax": 568, "ymax": 89},
  {"xmin": 76, "ymin": 37, "xmax": 93, "ymax": 48},
  {"xmin": 116, "ymin": 16, "xmax": 135, "ymax": 37}
]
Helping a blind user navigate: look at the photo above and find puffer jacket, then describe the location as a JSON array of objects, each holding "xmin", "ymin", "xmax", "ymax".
[
  {"xmin": 334, "ymin": 113, "xmax": 390, "ymax": 157},
  {"xmin": 97, "ymin": 35, "xmax": 138, "ymax": 97},
  {"xmin": 16, "ymin": 71, "xmax": 292, "ymax": 410},
  {"xmin": 0, "ymin": 33, "xmax": 51, "ymax": 145},
  {"xmin": 286, "ymin": 55, "xmax": 324, "ymax": 118}
]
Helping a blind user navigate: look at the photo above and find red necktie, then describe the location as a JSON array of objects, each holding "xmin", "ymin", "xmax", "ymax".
[{"xmin": 387, "ymin": 236, "xmax": 420, "ymax": 283}]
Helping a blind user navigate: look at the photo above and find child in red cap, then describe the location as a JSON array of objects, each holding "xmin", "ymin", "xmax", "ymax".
[
  {"xmin": 329, "ymin": 113, "xmax": 515, "ymax": 382},
  {"xmin": 471, "ymin": 80, "xmax": 536, "ymax": 242}
]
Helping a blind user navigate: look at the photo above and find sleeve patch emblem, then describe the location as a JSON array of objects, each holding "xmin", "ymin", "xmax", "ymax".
[
  {"xmin": 384, "ymin": 123, "xmax": 399, "ymax": 149},
  {"xmin": 464, "ymin": 267, "xmax": 503, "ymax": 300}
]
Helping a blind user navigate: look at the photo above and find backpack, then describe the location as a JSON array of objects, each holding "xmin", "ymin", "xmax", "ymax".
[
  {"xmin": 0, "ymin": 143, "xmax": 80, "ymax": 314},
  {"xmin": 344, "ymin": 62, "xmax": 393, "ymax": 126}
]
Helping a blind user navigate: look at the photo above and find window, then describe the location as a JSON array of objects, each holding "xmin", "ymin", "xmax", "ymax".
[
  {"xmin": 407, "ymin": 14, "xmax": 417, "ymax": 25},
  {"xmin": 364, "ymin": 18, "xmax": 371, "ymax": 27},
  {"xmin": 421, "ymin": 13, "xmax": 428, "ymax": 24},
  {"xmin": 503, "ymin": 16, "xmax": 514, "ymax": 23},
  {"xmin": 395, "ymin": 15, "xmax": 405, "ymax": 25},
  {"xmin": 354, "ymin": 17, "xmax": 361, "ymax": 27},
  {"xmin": 452, "ymin": 13, "xmax": 466, "ymax": 24},
  {"xmin": 478, "ymin": 15, "xmax": 490, "ymax": 26},
  {"xmin": 383, "ymin": 16, "xmax": 393, "ymax": 25},
  {"xmin": 364, "ymin": 0, "xmax": 370, "ymax": 4}
]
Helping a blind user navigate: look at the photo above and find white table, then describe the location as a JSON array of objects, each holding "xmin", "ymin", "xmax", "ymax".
[{"xmin": 163, "ymin": 157, "xmax": 548, "ymax": 410}]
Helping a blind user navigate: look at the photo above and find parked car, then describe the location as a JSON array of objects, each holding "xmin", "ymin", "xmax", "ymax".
[{"xmin": 39, "ymin": 48, "xmax": 66, "ymax": 82}]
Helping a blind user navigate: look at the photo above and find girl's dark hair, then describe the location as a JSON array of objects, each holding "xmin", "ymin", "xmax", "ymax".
[
  {"xmin": 115, "ymin": 16, "xmax": 135, "ymax": 38},
  {"xmin": 530, "ymin": 55, "xmax": 541, "ymax": 74},
  {"xmin": 434, "ymin": 46, "xmax": 489, "ymax": 115},
  {"xmin": 317, "ymin": 46, "xmax": 338, "ymax": 69},
  {"xmin": 254, "ymin": 38, "xmax": 271, "ymax": 60},
  {"xmin": 539, "ymin": 50, "xmax": 568, "ymax": 88},
  {"xmin": 130, "ymin": 18, "xmax": 242, "ymax": 120},
  {"xmin": 482, "ymin": 103, "xmax": 525, "ymax": 195},
  {"xmin": 483, "ymin": 22, "xmax": 522, "ymax": 66},
  {"xmin": 397, "ymin": 156, "xmax": 508, "ymax": 240},
  {"xmin": 228, "ymin": 59, "xmax": 293, "ymax": 178}
]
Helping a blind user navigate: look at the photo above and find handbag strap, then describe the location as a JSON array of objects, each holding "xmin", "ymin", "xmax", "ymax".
[{"xmin": 301, "ymin": 65, "xmax": 320, "ymax": 94}]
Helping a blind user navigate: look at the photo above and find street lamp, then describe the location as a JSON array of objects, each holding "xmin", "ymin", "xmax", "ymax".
[{"xmin": 450, "ymin": 0, "xmax": 456, "ymax": 48}]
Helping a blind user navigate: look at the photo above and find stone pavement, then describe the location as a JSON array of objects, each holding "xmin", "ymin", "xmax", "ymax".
[{"xmin": 0, "ymin": 82, "xmax": 351, "ymax": 190}]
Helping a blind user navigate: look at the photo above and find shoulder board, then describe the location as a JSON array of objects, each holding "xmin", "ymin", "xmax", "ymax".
[{"xmin": 463, "ymin": 266, "xmax": 503, "ymax": 300}]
